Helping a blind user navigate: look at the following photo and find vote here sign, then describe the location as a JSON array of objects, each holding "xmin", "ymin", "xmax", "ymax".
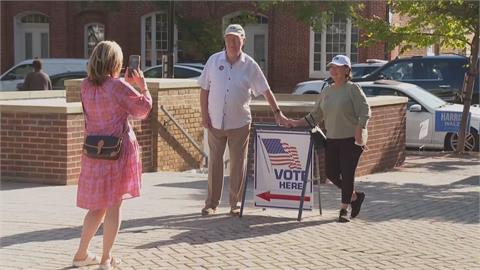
[{"xmin": 254, "ymin": 128, "xmax": 313, "ymax": 210}]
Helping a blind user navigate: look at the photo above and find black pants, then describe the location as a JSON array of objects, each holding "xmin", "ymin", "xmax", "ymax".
[{"xmin": 325, "ymin": 137, "xmax": 363, "ymax": 204}]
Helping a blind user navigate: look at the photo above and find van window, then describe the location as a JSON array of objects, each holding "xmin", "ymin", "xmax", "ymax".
[
  {"xmin": 144, "ymin": 67, "xmax": 162, "ymax": 78},
  {"xmin": 380, "ymin": 62, "xmax": 413, "ymax": 80},
  {"xmin": 361, "ymin": 86, "xmax": 397, "ymax": 97},
  {"xmin": 45, "ymin": 63, "xmax": 87, "ymax": 74},
  {"xmin": 52, "ymin": 74, "xmax": 86, "ymax": 90},
  {"xmin": 2, "ymin": 64, "xmax": 33, "ymax": 80},
  {"xmin": 417, "ymin": 62, "xmax": 445, "ymax": 80},
  {"xmin": 174, "ymin": 67, "xmax": 201, "ymax": 78}
]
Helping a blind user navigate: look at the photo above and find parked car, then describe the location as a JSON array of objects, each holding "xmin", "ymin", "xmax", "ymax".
[
  {"xmin": 143, "ymin": 64, "xmax": 203, "ymax": 79},
  {"xmin": 358, "ymin": 80, "xmax": 480, "ymax": 151},
  {"xmin": 292, "ymin": 59, "xmax": 386, "ymax": 95},
  {"xmin": 177, "ymin": 62, "xmax": 205, "ymax": 70},
  {"xmin": 292, "ymin": 79, "xmax": 329, "ymax": 95},
  {"xmin": 0, "ymin": 58, "xmax": 88, "ymax": 91},
  {"xmin": 16, "ymin": 71, "xmax": 87, "ymax": 90},
  {"xmin": 352, "ymin": 55, "xmax": 479, "ymax": 104},
  {"xmin": 351, "ymin": 59, "xmax": 387, "ymax": 78}
]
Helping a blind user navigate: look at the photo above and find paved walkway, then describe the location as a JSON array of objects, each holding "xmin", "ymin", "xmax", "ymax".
[{"xmin": 1, "ymin": 152, "xmax": 479, "ymax": 269}]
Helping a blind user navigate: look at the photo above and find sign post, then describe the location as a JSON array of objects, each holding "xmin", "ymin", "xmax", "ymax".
[{"xmin": 240, "ymin": 124, "xmax": 320, "ymax": 221}]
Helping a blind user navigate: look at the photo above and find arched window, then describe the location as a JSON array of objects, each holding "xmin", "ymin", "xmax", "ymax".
[
  {"xmin": 85, "ymin": 23, "xmax": 105, "ymax": 57},
  {"xmin": 223, "ymin": 11, "xmax": 268, "ymax": 27},
  {"xmin": 14, "ymin": 12, "xmax": 50, "ymax": 62},
  {"xmin": 20, "ymin": 13, "xmax": 49, "ymax": 23}
]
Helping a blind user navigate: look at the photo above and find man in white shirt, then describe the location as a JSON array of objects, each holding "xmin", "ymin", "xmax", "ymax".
[{"xmin": 198, "ymin": 24, "xmax": 288, "ymax": 216}]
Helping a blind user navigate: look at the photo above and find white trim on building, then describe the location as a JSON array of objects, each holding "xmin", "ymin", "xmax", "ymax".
[{"xmin": 309, "ymin": 16, "xmax": 359, "ymax": 79}]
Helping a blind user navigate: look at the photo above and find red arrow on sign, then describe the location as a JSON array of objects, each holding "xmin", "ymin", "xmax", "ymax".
[{"xmin": 257, "ymin": 191, "xmax": 310, "ymax": 202}]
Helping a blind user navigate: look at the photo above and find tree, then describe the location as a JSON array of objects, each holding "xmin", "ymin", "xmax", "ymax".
[{"xmin": 354, "ymin": 0, "xmax": 479, "ymax": 153}]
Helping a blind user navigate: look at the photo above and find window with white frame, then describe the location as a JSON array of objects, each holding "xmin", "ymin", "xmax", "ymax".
[
  {"xmin": 85, "ymin": 23, "xmax": 105, "ymax": 57},
  {"xmin": 14, "ymin": 12, "xmax": 50, "ymax": 62},
  {"xmin": 310, "ymin": 16, "xmax": 359, "ymax": 78},
  {"xmin": 141, "ymin": 12, "xmax": 172, "ymax": 68},
  {"xmin": 21, "ymin": 13, "xmax": 49, "ymax": 23}
]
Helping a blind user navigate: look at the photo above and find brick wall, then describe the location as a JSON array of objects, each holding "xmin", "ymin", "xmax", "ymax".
[
  {"xmin": 268, "ymin": 4, "xmax": 310, "ymax": 93},
  {"xmin": 155, "ymin": 88, "xmax": 204, "ymax": 171},
  {"xmin": 66, "ymin": 114, "xmax": 83, "ymax": 184},
  {"xmin": 249, "ymin": 99, "xmax": 406, "ymax": 181},
  {"xmin": 1, "ymin": 112, "xmax": 73, "ymax": 184},
  {"xmin": 357, "ymin": 1, "xmax": 388, "ymax": 62},
  {"xmin": 1, "ymin": 107, "xmax": 154, "ymax": 185},
  {"xmin": 1, "ymin": 84, "xmax": 405, "ymax": 185},
  {"xmin": 65, "ymin": 79, "xmax": 204, "ymax": 172}
]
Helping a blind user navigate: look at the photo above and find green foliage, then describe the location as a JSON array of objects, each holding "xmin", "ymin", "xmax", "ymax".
[
  {"xmin": 176, "ymin": 17, "xmax": 224, "ymax": 60},
  {"xmin": 353, "ymin": 0, "xmax": 478, "ymax": 53}
]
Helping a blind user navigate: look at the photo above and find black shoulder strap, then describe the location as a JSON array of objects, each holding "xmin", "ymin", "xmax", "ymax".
[
  {"xmin": 304, "ymin": 115, "xmax": 315, "ymax": 128},
  {"xmin": 80, "ymin": 91, "xmax": 87, "ymax": 130}
]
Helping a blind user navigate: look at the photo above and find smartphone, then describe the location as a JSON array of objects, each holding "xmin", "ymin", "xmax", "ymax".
[{"xmin": 128, "ymin": 55, "xmax": 140, "ymax": 77}]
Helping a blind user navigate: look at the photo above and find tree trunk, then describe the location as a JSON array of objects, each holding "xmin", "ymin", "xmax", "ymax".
[
  {"xmin": 456, "ymin": 29, "xmax": 479, "ymax": 153},
  {"xmin": 434, "ymin": 43, "xmax": 440, "ymax": 55}
]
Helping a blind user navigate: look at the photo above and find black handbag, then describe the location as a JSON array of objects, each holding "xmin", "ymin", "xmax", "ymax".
[
  {"xmin": 83, "ymin": 134, "xmax": 125, "ymax": 160},
  {"xmin": 305, "ymin": 116, "xmax": 327, "ymax": 148},
  {"xmin": 81, "ymin": 93, "xmax": 128, "ymax": 160}
]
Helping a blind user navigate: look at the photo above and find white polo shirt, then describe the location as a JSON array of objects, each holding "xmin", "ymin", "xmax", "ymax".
[{"xmin": 198, "ymin": 51, "xmax": 269, "ymax": 130}]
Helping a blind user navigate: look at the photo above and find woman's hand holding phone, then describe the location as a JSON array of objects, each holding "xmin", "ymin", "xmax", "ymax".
[{"xmin": 125, "ymin": 68, "xmax": 147, "ymax": 92}]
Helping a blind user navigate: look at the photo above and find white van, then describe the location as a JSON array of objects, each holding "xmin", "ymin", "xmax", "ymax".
[{"xmin": 0, "ymin": 58, "xmax": 88, "ymax": 91}]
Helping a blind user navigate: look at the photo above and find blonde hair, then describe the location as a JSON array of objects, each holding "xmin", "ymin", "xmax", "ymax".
[{"xmin": 87, "ymin": 41, "xmax": 123, "ymax": 86}]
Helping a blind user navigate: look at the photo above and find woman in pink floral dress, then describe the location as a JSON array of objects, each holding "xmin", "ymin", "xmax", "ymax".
[{"xmin": 72, "ymin": 41, "xmax": 152, "ymax": 270}]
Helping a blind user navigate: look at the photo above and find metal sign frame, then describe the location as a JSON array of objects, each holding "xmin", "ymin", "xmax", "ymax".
[{"xmin": 239, "ymin": 124, "xmax": 322, "ymax": 221}]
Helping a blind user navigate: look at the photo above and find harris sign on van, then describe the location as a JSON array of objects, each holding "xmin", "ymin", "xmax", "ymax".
[
  {"xmin": 254, "ymin": 129, "xmax": 313, "ymax": 210},
  {"xmin": 435, "ymin": 111, "xmax": 471, "ymax": 132}
]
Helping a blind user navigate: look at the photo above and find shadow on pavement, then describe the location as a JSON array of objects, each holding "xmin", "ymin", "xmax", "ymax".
[
  {"xmin": 398, "ymin": 160, "xmax": 480, "ymax": 172},
  {"xmin": 156, "ymin": 172, "xmax": 479, "ymax": 225},
  {"xmin": 1, "ymin": 173, "xmax": 477, "ymax": 249},
  {"xmin": 0, "ymin": 181, "xmax": 48, "ymax": 191},
  {"xmin": 319, "ymin": 175, "xmax": 480, "ymax": 224},
  {"xmin": 132, "ymin": 214, "xmax": 333, "ymax": 249},
  {"xmin": 0, "ymin": 213, "xmax": 332, "ymax": 249},
  {"xmin": 1, "ymin": 158, "xmax": 478, "ymax": 249}
]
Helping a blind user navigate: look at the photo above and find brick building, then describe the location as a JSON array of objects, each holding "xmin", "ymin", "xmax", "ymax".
[{"xmin": 1, "ymin": 1, "xmax": 387, "ymax": 92}]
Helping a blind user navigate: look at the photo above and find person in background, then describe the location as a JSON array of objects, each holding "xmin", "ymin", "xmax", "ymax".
[
  {"xmin": 286, "ymin": 55, "xmax": 371, "ymax": 223},
  {"xmin": 198, "ymin": 24, "xmax": 288, "ymax": 216},
  {"xmin": 72, "ymin": 41, "xmax": 152, "ymax": 270},
  {"xmin": 22, "ymin": 58, "xmax": 53, "ymax": 90}
]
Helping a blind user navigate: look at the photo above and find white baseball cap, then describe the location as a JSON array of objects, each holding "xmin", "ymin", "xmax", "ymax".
[
  {"xmin": 224, "ymin": 24, "xmax": 245, "ymax": 39},
  {"xmin": 327, "ymin": 55, "xmax": 351, "ymax": 68}
]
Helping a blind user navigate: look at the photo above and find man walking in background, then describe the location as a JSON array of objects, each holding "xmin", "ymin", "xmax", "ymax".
[{"xmin": 22, "ymin": 59, "xmax": 52, "ymax": 91}]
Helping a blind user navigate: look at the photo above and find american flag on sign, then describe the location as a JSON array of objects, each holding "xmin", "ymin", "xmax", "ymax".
[{"xmin": 261, "ymin": 138, "xmax": 302, "ymax": 170}]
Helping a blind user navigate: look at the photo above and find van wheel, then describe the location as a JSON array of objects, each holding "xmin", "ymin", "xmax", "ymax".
[{"xmin": 444, "ymin": 128, "xmax": 479, "ymax": 152}]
